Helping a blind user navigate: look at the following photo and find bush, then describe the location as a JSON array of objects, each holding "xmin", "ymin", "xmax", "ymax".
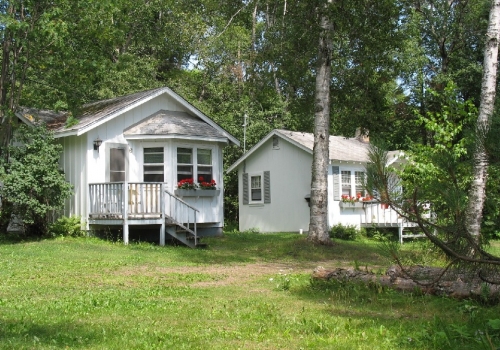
[
  {"xmin": 48, "ymin": 216, "xmax": 85, "ymax": 237},
  {"xmin": 0, "ymin": 125, "xmax": 73, "ymax": 236},
  {"xmin": 330, "ymin": 224, "xmax": 359, "ymax": 241}
]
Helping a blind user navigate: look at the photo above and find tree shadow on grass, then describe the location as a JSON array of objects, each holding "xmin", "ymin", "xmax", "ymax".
[
  {"xmin": 0, "ymin": 319, "xmax": 106, "ymax": 348},
  {"xmin": 179, "ymin": 232, "xmax": 389, "ymax": 267}
]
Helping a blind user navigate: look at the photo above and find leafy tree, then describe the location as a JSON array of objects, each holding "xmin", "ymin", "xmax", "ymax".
[{"xmin": 0, "ymin": 125, "xmax": 72, "ymax": 236}]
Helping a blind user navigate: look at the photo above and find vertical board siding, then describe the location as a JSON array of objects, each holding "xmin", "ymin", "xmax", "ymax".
[{"xmin": 263, "ymin": 171, "xmax": 271, "ymax": 204}]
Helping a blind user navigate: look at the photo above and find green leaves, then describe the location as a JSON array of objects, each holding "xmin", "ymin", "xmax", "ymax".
[{"xmin": 1, "ymin": 125, "xmax": 72, "ymax": 236}]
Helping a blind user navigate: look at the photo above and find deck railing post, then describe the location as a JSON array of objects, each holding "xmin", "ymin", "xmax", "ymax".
[
  {"xmin": 123, "ymin": 181, "xmax": 129, "ymax": 244},
  {"xmin": 160, "ymin": 183, "xmax": 165, "ymax": 246}
]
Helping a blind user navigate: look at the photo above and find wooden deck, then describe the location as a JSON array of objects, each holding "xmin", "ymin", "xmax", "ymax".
[
  {"xmin": 359, "ymin": 202, "xmax": 424, "ymax": 243},
  {"xmin": 88, "ymin": 182, "xmax": 201, "ymax": 247}
]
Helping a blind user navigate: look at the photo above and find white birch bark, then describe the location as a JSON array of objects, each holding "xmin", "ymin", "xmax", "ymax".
[
  {"xmin": 466, "ymin": 0, "xmax": 500, "ymax": 245},
  {"xmin": 308, "ymin": 0, "xmax": 333, "ymax": 245}
]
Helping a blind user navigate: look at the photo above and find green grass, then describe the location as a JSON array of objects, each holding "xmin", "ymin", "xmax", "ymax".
[{"xmin": 0, "ymin": 232, "xmax": 499, "ymax": 349}]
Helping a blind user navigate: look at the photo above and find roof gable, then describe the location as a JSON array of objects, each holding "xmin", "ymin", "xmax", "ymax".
[
  {"xmin": 227, "ymin": 129, "xmax": 373, "ymax": 173},
  {"xmin": 16, "ymin": 87, "xmax": 239, "ymax": 146}
]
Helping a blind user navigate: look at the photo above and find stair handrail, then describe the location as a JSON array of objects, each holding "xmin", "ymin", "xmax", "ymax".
[{"xmin": 164, "ymin": 189, "xmax": 199, "ymax": 245}]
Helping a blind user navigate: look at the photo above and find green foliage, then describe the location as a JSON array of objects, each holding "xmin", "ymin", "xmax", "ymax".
[
  {"xmin": 1, "ymin": 125, "xmax": 72, "ymax": 236},
  {"xmin": 48, "ymin": 216, "xmax": 85, "ymax": 238},
  {"xmin": 330, "ymin": 224, "xmax": 361, "ymax": 241}
]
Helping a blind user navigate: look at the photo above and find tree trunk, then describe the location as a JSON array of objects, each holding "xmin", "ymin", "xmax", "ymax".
[
  {"xmin": 466, "ymin": 0, "xmax": 500, "ymax": 246},
  {"xmin": 308, "ymin": 0, "xmax": 333, "ymax": 245},
  {"xmin": 312, "ymin": 266, "xmax": 500, "ymax": 301}
]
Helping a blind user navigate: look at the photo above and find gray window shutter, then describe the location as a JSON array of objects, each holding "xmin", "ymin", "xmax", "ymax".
[
  {"xmin": 264, "ymin": 171, "xmax": 271, "ymax": 203},
  {"xmin": 243, "ymin": 173, "xmax": 249, "ymax": 205},
  {"xmin": 332, "ymin": 166, "xmax": 340, "ymax": 200}
]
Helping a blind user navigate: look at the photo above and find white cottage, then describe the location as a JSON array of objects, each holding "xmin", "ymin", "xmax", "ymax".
[
  {"xmin": 16, "ymin": 87, "xmax": 239, "ymax": 247},
  {"xmin": 228, "ymin": 129, "xmax": 415, "ymax": 241}
]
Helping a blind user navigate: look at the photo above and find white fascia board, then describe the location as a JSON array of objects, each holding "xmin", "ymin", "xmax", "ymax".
[
  {"xmin": 275, "ymin": 130, "xmax": 314, "ymax": 156},
  {"xmin": 330, "ymin": 159, "xmax": 367, "ymax": 165},
  {"xmin": 124, "ymin": 134, "xmax": 228, "ymax": 143},
  {"xmin": 165, "ymin": 87, "xmax": 240, "ymax": 147},
  {"xmin": 226, "ymin": 130, "xmax": 276, "ymax": 173}
]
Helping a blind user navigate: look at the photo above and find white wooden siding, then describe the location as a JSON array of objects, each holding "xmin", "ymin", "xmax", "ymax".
[
  {"xmin": 59, "ymin": 94, "xmax": 224, "ymax": 226},
  {"xmin": 238, "ymin": 137, "xmax": 311, "ymax": 232}
]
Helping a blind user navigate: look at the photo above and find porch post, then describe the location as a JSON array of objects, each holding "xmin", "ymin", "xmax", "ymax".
[
  {"xmin": 123, "ymin": 181, "xmax": 129, "ymax": 244},
  {"xmin": 160, "ymin": 183, "xmax": 165, "ymax": 246}
]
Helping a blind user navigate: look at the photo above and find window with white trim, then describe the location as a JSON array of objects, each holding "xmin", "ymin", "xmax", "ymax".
[
  {"xmin": 355, "ymin": 171, "xmax": 365, "ymax": 196},
  {"xmin": 144, "ymin": 147, "xmax": 164, "ymax": 182},
  {"xmin": 176, "ymin": 147, "xmax": 214, "ymax": 183},
  {"xmin": 250, "ymin": 174, "xmax": 262, "ymax": 202},
  {"xmin": 341, "ymin": 170, "xmax": 351, "ymax": 196},
  {"xmin": 197, "ymin": 149, "xmax": 213, "ymax": 183},
  {"xmin": 177, "ymin": 148, "xmax": 193, "ymax": 182}
]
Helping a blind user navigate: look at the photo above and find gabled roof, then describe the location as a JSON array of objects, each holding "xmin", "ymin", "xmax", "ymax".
[
  {"xmin": 16, "ymin": 87, "xmax": 239, "ymax": 146},
  {"xmin": 124, "ymin": 110, "xmax": 227, "ymax": 141},
  {"xmin": 227, "ymin": 129, "xmax": 401, "ymax": 172}
]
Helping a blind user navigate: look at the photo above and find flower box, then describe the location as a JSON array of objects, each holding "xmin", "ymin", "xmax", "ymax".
[
  {"xmin": 174, "ymin": 189, "xmax": 220, "ymax": 197},
  {"xmin": 339, "ymin": 201, "xmax": 364, "ymax": 209}
]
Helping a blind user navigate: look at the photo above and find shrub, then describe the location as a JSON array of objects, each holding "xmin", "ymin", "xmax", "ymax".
[
  {"xmin": 48, "ymin": 216, "xmax": 86, "ymax": 237},
  {"xmin": 330, "ymin": 224, "xmax": 359, "ymax": 241},
  {"xmin": 0, "ymin": 125, "xmax": 73, "ymax": 236}
]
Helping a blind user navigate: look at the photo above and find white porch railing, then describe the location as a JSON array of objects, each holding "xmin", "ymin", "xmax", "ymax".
[
  {"xmin": 359, "ymin": 202, "xmax": 422, "ymax": 243},
  {"xmin": 88, "ymin": 182, "xmax": 199, "ymax": 244},
  {"xmin": 88, "ymin": 182, "xmax": 167, "ymax": 217}
]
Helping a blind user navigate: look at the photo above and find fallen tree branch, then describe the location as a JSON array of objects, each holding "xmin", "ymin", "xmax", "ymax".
[{"xmin": 312, "ymin": 266, "xmax": 500, "ymax": 302}]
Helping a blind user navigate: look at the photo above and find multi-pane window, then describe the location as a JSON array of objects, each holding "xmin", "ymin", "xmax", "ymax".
[
  {"xmin": 197, "ymin": 149, "xmax": 212, "ymax": 182},
  {"xmin": 177, "ymin": 148, "xmax": 193, "ymax": 182},
  {"xmin": 110, "ymin": 148, "xmax": 125, "ymax": 182},
  {"xmin": 341, "ymin": 170, "xmax": 351, "ymax": 196},
  {"xmin": 250, "ymin": 175, "xmax": 262, "ymax": 202},
  {"xmin": 143, "ymin": 147, "xmax": 164, "ymax": 182},
  {"xmin": 177, "ymin": 147, "xmax": 214, "ymax": 183},
  {"xmin": 355, "ymin": 171, "xmax": 365, "ymax": 196}
]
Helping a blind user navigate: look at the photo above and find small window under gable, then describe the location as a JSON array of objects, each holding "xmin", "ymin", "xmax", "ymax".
[{"xmin": 272, "ymin": 135, "xmax": 280, "ymax": 149}]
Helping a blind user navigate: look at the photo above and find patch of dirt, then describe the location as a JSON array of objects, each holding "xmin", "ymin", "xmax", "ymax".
[{"xmin": 113, "ymin": 261, "xmax": 334, "ymax": 287}]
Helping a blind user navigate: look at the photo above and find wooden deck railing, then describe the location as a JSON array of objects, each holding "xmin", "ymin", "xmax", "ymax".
[{"xmin": 89, "ymin": 182, "xmax": 165, "ymax": 217}]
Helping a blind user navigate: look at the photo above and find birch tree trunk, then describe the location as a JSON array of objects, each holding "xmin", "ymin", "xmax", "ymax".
[
  {"xmin": 466, "ymin": 0, "xmax": 500, "ymax": 246},
  {"xmin": 308, "ymin": 0, "xmax": 333, "ymax": 245}
]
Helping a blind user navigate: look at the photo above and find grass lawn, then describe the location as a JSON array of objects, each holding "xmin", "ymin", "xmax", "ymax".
[{"xmin": 0, "ymin": 232, "xmax": 499, "ymax": 349}]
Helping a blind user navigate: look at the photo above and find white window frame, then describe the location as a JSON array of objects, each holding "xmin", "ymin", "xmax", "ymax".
[
  {"xmin": 249, "ymin": 172, "xmax": 264, "ymax": 204},
  {"xmin": 143, "ymin": 147, "xmax": 165, "ymax": 182},
  {"xmin": 341, "ymin": 170, "xmax": 352, "ymax": 196},
  {"xmin": 338, "ymin": 168, "xmax": 366, "ymax": 199},
  {"xmin": 175, "ymin": 145, "xmax": 216, "ymax": 184}
]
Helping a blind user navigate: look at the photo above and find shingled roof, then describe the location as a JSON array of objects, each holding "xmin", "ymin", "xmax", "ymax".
[
  {"xmin": 15, "ymin": 87, "xmax": 239, "ymax": 145},
  {"xmin": 227, "ymin": 129, "xmax": 401, "ymax": 173},
  {"xmin": 124, "ymin": 110, "xmax": 227, "ymax": 140},
  {"xmin": 275, "ymin": 129, "xmax": 370, "ymax": 162}
]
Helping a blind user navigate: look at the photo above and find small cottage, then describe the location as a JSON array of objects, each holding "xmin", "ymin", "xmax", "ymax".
[
  {"xmin": 228, "ymin": 129, "xmax": 415, "ymax": 241},
  {"xmin": 17, "ymin": 87, "xmax": 239, "ymax": 247}
]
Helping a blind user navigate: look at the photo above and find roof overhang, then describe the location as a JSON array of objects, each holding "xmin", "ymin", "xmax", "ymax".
[{"xmin": 124, "ymin": 134, "xmax": 229, "ymax": 143}]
